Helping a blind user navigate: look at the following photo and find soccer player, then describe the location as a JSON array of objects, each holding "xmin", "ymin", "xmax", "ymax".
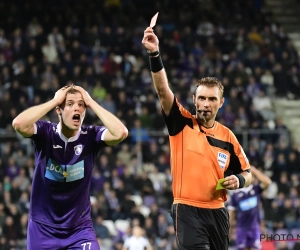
[
  {"xmin": 142, "ymin": 27, "xmax": 252, "ymax": 250},
  {"xmin": 228, "ymin": 166, "xmax": 272, "ymax": 250},
  {"xmin": 12, "ymin": 85, "xmax": 128, "ymax": 249}
]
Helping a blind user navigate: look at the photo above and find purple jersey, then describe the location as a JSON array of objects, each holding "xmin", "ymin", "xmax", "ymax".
[
  {"xmin": 29, "ymin": 120, "xmax": 107, "ymax": 228},
  {"xmin": 228, "ymin": 184, "xmax": 263, "ymax": 229}
]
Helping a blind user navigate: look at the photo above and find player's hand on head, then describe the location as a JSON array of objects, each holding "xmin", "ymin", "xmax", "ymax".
[
  {"xmin": 53, "ymin": 85, "xmax": 71, "ymax": 105},
  {"xmin": 142, "ymin": 27, "xmax": 159, "ymax": 53},
  {"xmin": 73, "ymin": 85, "xmax": 92, "ymax": 107}
]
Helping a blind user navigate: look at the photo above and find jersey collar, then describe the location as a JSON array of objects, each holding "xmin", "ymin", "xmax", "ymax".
[{"xmin": 57, "ymin": 122, "xmax": 81, "ymax": 143}]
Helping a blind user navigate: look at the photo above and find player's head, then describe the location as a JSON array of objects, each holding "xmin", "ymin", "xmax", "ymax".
[
  {"xmin": 56, "ymin": 85, "xmax": 86, "ymax": 132},
  {"xmin": 193, "ymin": 77, "xmax": 224, "ymax": 123}
]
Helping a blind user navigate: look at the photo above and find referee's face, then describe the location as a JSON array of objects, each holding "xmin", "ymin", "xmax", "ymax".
[{"xmin": 194, "ymin": 85, "xmax": 224, "ymax": 123}]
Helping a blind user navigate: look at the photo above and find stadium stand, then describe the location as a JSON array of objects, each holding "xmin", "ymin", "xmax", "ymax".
[{"xmin": 0, "ymin": 0, "xmax": 300, "ymax": 249}]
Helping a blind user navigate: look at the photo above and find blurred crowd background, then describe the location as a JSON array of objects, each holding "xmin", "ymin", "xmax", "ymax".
[{"xmin": 0, "ymin": 0, "xmax": 300, "ymax": 249}]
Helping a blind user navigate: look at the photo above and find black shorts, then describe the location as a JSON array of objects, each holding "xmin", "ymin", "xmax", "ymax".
[{"xmin": 169, "ymin": 204, "xmax": 229, "ymax": 250}]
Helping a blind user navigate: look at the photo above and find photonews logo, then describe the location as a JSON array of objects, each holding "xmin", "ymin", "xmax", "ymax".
[
  {"xmin": 45, "ymin": 158, "xmax": 84, "ymax": 182},
  {"xmin": 260, "ymin": 234, "xmax": 300, "ymax": 242}
]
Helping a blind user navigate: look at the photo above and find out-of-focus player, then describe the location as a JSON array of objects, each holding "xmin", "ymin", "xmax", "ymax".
[{"xmin": 228, "ymin": 166, "xmax": 272, "ymax": 250}]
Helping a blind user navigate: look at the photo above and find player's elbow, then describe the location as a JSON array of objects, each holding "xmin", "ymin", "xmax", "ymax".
[
  {"xmin": 12, "ymin": 117, "xmax": 22, "ymax": 131},
  {"xmin": 265, "ymin": 177, "xmax": 272, "ymax": 188},
  {"xmin": 118, "ymin": 127, "xmax": 129, "ymax": 141},
  {"xmin": 12, "ymin": 117, "xmax": 32, "ymax": 135}
]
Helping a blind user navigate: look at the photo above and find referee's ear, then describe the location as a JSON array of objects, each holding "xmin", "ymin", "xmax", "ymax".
[{"xmin": 219, "ymin": 97, "xmax": 225, "ymax": 108}]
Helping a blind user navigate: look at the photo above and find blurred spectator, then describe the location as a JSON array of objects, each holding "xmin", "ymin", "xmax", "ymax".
[
  {"xmin": 130, "ymin": 119, "xmax": 150, "ymax": 144},
  {"xmin": 94, "ymin": 215, "xmax": 110, "ymax": 239},
  {"xmin": 122, "ymin": 226, "xmax": 152, "ymax": 250},
  {"xmin": 252, "ymin": 89, "xmax": 275, "ymax": 121}
]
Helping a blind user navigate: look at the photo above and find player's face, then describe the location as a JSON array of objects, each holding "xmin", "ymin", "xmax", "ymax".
[
  {"xmin": 60, "ymin": 92, "xmax": 86, "ymax": 130},
  {"xmin": 194, "ymin": 85, "xmax": 224, "ymax": 123}
]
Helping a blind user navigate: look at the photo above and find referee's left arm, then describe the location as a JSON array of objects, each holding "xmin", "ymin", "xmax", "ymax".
[
  {"xmin": 223, "ymin": 131, "xmax": 252, "ymax": 190},
  {"xmin": 239, "ymin": 169, "xmax": 252, "ymax": 188}
]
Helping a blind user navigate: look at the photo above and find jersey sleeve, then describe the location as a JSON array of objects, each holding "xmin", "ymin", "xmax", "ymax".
[
  {"xmin": 162, "ymin": 96, "xmax": 193, "ymax": 136},
  {"xmin": 93, "ymin": 125, "xmax": 108, "ymax": 142},
  {"xmin": 30, "ymin": 120, "xmax": 52, "ymax": 146},
  {"xmin": 227, "ymin": 130, "xmax": 250, "ymax": 175},
  {"xmin": 91, "ymin": 125, "xmax": 108, "ymax": 152}
]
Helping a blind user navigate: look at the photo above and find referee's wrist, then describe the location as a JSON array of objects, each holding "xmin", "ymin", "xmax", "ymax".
[
  {"xmin": 235, "ymin": 174, "xmax": 245, "ymax": 189},
  {"xmin": 148, "ymin": 50, "xmax": 164, "ymax": 73},
  {"xmin": 147, "ymin": 50, "xmax": 160, "ymax": 58}
]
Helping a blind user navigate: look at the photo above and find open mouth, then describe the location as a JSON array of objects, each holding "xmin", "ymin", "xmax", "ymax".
[{"xmin": 72, "ymin": 114, "xmax": 81, "ymax": 125}]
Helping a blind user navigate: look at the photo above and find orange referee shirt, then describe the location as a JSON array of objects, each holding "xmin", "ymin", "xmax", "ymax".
[{"xmin": 162, "ymin": 97, "xmax": 250, "ymax": 209}]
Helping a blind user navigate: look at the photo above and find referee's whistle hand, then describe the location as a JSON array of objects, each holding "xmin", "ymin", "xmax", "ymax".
[{"xmin": 222, "ymin": 175, "xmax": 239, "ymax": 190}]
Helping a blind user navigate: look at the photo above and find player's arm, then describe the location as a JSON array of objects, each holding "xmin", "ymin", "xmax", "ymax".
[
  {"xmin": 142, "ymin": 27, "xmax": 174, "ymax": 116},
  {"xmin": 228, "ymin": 208, "xmax": 235, "ymax": 235},
  {"xmin": 74, "ymin": 86, "xmax": 128, "ymax": 146},
  {"xmin": 227, "ymin": 193, "xmax": 237, "ymax": 237},
  {"xmin": 12, "ymin": 86, "xmax": 71, "ymax": 137},
  {"xmin": 250, "ymin": 165, "xmax": 272, "ymax": 189},
  {"xmin": 228, "ymin": 208, "xmax": 235, "ymax": 225}
]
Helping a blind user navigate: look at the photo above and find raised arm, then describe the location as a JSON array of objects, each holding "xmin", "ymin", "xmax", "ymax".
[
  {"xmin": 250, "ymin": 165, "xmax": 272, "ymax": 189},
  {"xmin": 12, "ymin": 86, "xmax": 71, "ymax": 137},
  {"xmin": 142, "ymin": 27, "xmax": 174, "ymax": 116},
  {"xmin": 74, "ymin": 86, "xmax": 128, "ymax": 146}
]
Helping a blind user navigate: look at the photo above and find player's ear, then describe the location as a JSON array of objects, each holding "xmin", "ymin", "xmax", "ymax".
[{"xmin": 55, "ymin": 106, "xmax": 61, "ymax": 115}]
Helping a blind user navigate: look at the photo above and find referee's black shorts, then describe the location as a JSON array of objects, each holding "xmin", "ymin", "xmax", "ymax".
[{"xmin": 169, "ymin": 203, "xmax": 229, "ymax": 250}]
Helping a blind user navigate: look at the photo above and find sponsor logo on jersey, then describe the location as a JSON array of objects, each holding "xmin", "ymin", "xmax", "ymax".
[
  {"xmin": 45, "ymin": 158, "xmax": 84, "ymax": 182},
  {"xmin": 239, "ymin": 196, "xmax": 258, "ymax": 211},
  {"xmin": 217, "ymin": 151, "xmax": 228, "ymax": 169}
]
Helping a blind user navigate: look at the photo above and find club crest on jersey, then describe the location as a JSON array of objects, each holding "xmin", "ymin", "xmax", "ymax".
[
  {"xmin": 217, "ymin": 152, "xmax": 228, "ymax": 169},
  {"xmin": 74, "ymin": 145, "xmax": 83, "ymax": 155}
]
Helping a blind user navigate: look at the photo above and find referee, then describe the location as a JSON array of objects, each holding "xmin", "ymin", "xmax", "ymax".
[{"xmin": 142, "ymin": 27, "xmax": 252, "ymax": 250}]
